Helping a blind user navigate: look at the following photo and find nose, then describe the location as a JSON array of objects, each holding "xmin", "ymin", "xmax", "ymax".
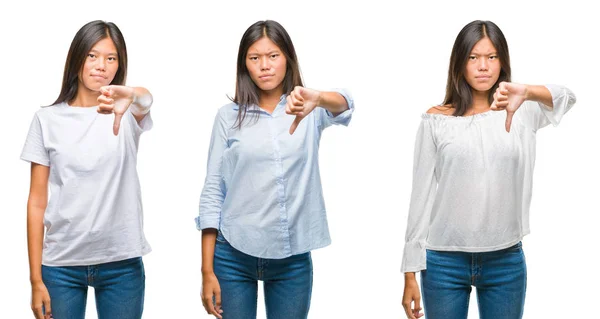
[
  {"xmin": 259, "ymin": 56, "xmax": 270, "ymax": 71},
  {"xmin": 95, "ymin": 58, "xmax": 106, "ymax": 71},
  {"xmin": 478, "ymin": 57, "xmax": 488, "ymax": 71}
]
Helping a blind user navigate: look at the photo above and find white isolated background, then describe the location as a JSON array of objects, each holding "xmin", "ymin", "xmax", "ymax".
[{"xmin": 1, "ymin": 0, "xmax": 598, "ymax": 318}]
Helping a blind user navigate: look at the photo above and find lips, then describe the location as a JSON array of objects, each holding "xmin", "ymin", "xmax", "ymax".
[
  {"xmin": 259, "ymin": 74, "xmax": 274, "ymax": 80},
  {"xmin": 91, "ymin": 74, "xmax": 107, "ymax": 79},
  {"xmin": 475, "ymin": 75, "xmax": 491, "ymax": 79}
]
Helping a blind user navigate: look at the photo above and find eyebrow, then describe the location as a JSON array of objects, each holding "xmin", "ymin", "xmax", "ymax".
[
  {"xmin": 247, "ymin": 50, "xmax": 281, "ymax": 56},
  {"xmin": 470, "ymin": 52, "xmax": 498, "ymax": 56},
  {"xmin": 89, "ymin": 49, "xmax": 118, "ymax": 56}
]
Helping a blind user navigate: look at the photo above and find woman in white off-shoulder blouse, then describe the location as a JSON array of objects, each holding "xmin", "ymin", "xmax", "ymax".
[{"xmin": 401, "ymin": 20, "xmax": 576, "ymax": 319}]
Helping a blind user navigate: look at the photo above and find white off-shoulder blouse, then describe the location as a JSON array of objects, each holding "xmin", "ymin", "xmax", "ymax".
[{"xmin": 401, "ymin": 85, "xmax": 576, "ymax": 273}]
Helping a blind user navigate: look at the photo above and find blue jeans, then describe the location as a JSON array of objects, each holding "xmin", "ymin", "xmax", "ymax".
[
  {"xmin": 421, "ymin": 242, "xmax": 527, "ymax": 319},
  {"xmin": 41, "ymin": 257, "xmax": 145, "ymax": 319},
  {"xmin": 214, "ymin": 232, "xmax": 313, "ymax": 319}
]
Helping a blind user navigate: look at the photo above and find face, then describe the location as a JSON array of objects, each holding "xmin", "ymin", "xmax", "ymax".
[
  {"xmin": 464, "ymin": 37, "xmax": 501, "ymax": 93},
  {"xmin": 79, "ymin": 37, "xmax": 119, "ymax": 92},
  {"xmin": 246, "ymin": 36, "xmax": 287, "ymax": 96}
]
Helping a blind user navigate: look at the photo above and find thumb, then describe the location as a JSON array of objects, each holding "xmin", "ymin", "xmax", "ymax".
[
  {"xmin": 505, "ymin": 110, "xmax": 514, "ymax": 132},
  {"xmin": 289, "ymin": 116, "xmax": 302, "ymax": 135},
  {"xmin": 113, "ymin": 113, "xmax": 123, "ymax": 136}
]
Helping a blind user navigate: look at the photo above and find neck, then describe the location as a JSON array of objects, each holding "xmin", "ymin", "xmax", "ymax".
[
  {"xmin": 468, "ymin": 89, "xmax": 491, "ymax": 114},
  {"xmin": 70, "ymin": 83, "xmax": 100, "ymax": 107},
  {"xmin": 258, "ymin": 89, "xmax": 283, "ymax": 113}
]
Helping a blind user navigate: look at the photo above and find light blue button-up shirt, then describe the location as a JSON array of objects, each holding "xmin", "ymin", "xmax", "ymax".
[{"xmin": 196, "ymin": 90, "xmax": 354, "ymax": 259}]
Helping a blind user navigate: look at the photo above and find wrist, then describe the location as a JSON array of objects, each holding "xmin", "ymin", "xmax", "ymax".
[
  {"xmin": 30, "ymin": 277, "xmax": 43, "ymax": 285},
  {"xmin": 317, "ymin": 91, "xmax": 323, "ymax": 107},
  {"xmin": 524, "ymin": 84, "xmax": 532, "ymax": 101},
  {"xmin": 201, "ymin": 268, "xmax": 215, "ymax": 275}
]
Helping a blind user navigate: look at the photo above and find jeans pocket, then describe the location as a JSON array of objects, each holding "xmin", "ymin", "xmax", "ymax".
[{"xmin": 216, "ymin": 230, "xmax": 228, "ymax": 243}]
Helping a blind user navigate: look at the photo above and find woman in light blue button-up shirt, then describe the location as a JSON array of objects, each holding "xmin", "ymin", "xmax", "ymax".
[{"xmin": 196, "ymin": 20, "xmax": 354, "ymax": 319}]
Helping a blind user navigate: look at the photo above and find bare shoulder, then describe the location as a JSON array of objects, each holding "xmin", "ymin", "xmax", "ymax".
[{"xmin": 426, "ymin": 104, "xmax": 455, "ymax": 115}]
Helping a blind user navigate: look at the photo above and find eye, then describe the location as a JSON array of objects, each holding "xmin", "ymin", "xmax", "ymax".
[
  {"xmin": 108, "ymin": 57, "xmax": 118, "ymax": 62},
  {"xmin": 249, "ymin": 56, "xmax": 258, "ymax": 61},
  {"xmin": 88, "ymin": 53, "xmax": 96, "ymax": 59},
  {"xmin": 468, "ymin": 55, "xmax": 477, "ymax": 60},
  {"xmin": 489, "ymin": 55, "xmax": 498, "ymax": 60},
  {"xmin": 270, "ymin": 53, "xmax": 279, "ymax": 59}
]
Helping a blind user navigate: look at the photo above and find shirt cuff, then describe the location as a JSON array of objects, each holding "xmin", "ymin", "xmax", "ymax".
[
  {"xmin": 401, "ymin": 239, "xmax": 427, "ymax": 273},
  {"xmin": 195, "ymin": 215, "xmax": 220, "ymax": 231},
  {"xmin": 324, "ymin": 88, "xmax": 354, "ymax": 126},
  {"xmin": 21, "ymin": 153, "xmax": 50, "ymax": 167}
]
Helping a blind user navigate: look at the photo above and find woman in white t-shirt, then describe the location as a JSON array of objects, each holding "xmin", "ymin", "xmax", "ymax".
[
  {"xmin": 22, "ymin": 20, "xmax": 153, "ymax": 319},
  {"xmin": 400, "ymin": 20, "xmax": 576, "ymax": 319}
]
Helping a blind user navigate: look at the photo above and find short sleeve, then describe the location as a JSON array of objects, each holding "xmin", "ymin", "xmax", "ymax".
[
  {"xmin": 127, "ymin": 108, "xmax": 153, "ymax": 136},
  {"xmin": 21, "ymin": 113, "xmax": 50, "ymax": 166}
]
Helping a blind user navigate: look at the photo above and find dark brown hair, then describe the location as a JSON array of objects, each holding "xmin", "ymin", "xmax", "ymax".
[
  {"xmin": 232, "ymin": 20, "xmax": 303, "ymax": 128},
  {"xmin": 443, "ymin": 20, "xmax": 511, "ymax": 116},
  {"xmin": 51, "ymin": 20, "xmax": 127, "ymax": 106}
]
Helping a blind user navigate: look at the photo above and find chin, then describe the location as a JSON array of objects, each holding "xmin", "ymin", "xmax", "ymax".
[
  {"xmin": 471, "ymin": 84, "xmax": 494, "ymax": 93},
  {"xmin": 258, "ymin": 84, "xmax": 281, "ymax": 92}
]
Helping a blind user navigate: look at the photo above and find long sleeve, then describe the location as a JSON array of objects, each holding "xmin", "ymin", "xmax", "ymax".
[
  {"xmin": 517, "ymin": 84, "xmax": 576, "ymax": 131},
  {"xmin": 316, "ymin": 88, "xmax": 355, "ymax": 130},
  {"xmin": 401, "ymin": 117, "xmax": 438, "ymax": 273},
  {"xmin": 195, "ymin": 111, "xmax": 228, "ymax": 231}
]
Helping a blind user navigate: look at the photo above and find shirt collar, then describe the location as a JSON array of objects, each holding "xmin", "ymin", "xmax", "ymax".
[{"xmin": 232, "ymin": 94, "xmax": 287, "ymax": 111}]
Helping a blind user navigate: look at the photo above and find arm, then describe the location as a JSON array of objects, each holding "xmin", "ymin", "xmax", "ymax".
[
  {"xmin": 316, "ymin": 91, "xmax": 349, "ymax": 116},
  {"xmin": 27, "ymin": 163, "xmax": 52, "ymax": 319},
  {"xmin": 97, "ymin": 85, "xmax": 153, "ymax": 135},
  {"xmin": 196, "ymin": 110, "xmax": 228, "ymax": 319},
  {"xmin": 524, "ymin": 85, "xmax": 553, "ymax": 108},
  {"xmin": 492, "ymin": 82, "xmax": 576, "ymax": 131},
  {"xmin": 129, "ymin": 87, "xmax": 153, "ymax": 123},
  {"xmin": 201, "ymin": 229, "xmax": 222, "ymax": 318},
  {"xmin": 286, "ymin": 87, "xmax": 354, "ymax": 134},
  {"xmin": 401, "ymin": 117, "xmax": 437, "ymax": 319}
]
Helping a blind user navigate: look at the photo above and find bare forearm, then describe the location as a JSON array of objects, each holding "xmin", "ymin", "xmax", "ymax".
[
  {"xmin": 404, "ymin": 272, "xmax": 416, "ymax": 281},
  {"xmin": 131, "ymin": 87, "xmax": 153, "ymax": 122},
  {"xmin": 201, "ymin": 229, "xmax": 217, "ymax": 274},
  {"xmin": 318, "ymin": 91, "xmax": 349, "ymax": 116},
  {"xmin": 27, "ymin": 204, "xmax": 45, "ymax": 283},
  {"xmin": 27, "ymin": 163, "xmax": 48, "ymax": 284},
  {"xmin": 526, "ymin": 85, "xmax": 553, "ymax": 108}
]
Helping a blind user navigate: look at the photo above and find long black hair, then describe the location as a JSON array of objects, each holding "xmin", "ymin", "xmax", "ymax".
[
  {"xmin": 232, "ymin": 20, "xmax": 303, "ymax": 128},
  {"xmin": 51, "ymin": 20, "xmax": 127, "ymax": 106},
  {"xmin": 443, "ymin": 20, "xmax": 511, "ymax": 116}
]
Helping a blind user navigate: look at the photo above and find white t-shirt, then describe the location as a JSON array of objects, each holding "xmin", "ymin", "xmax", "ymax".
[
  {"xmin": 401, "ymin": 85, "xmax": 576, "ymax": 273},
  {"xmin": 21, "ymin": 102, "xmax": 153, "ymax": 266}
]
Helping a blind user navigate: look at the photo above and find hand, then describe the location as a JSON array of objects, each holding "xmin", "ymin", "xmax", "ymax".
[
  {"xmin": 285, "ymin": 86, "xmax": 321, "ymax": 135},
  {"xmin": 491, "ymin": 81, "xmax": 528, "ymax": 132},
  {"xmin": 201, "ymin": 272, "xmax": 223, "ymax": 319},
  {"xmin": 402, "ymin": 275, "xmax": 423, "ymax": 319},
  {"xmin": 97, "ymin": 85, "xmax": 135, "ymax": 136},
  {"xmin": 31, "ymin": 281, "xmax": 52, "ymax": 319}
]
